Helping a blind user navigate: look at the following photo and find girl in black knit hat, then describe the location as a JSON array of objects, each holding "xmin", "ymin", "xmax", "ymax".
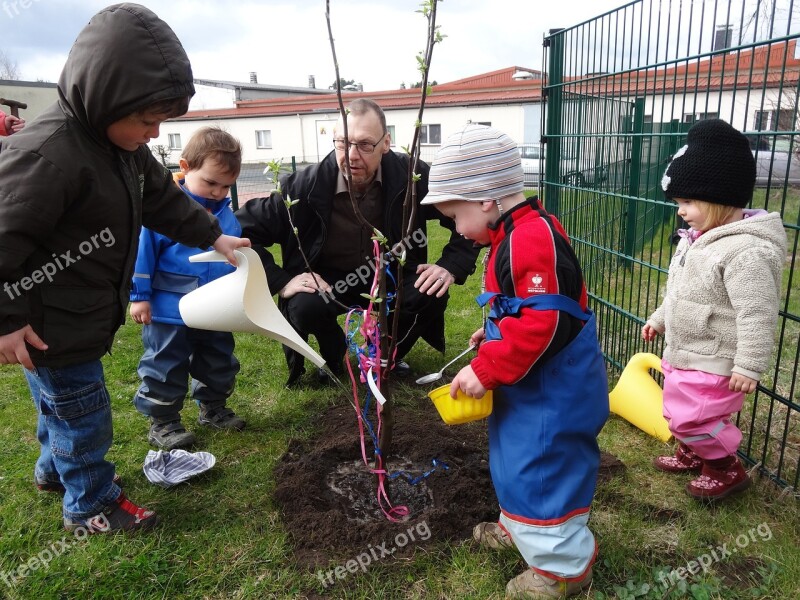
[{"xmin": 642, "ymin": 118, "xmax": 787, "ymax": 501}]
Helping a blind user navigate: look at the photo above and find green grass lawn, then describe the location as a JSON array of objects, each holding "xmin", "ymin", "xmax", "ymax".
[{"xmin": 0, "ymin": 224, "xmax": 798, "ymax": 600}]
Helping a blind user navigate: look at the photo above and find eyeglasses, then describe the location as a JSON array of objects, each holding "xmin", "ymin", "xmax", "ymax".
[{"xmin": 333, "ymin": 133, "xmax": 386, "ymax": 154}]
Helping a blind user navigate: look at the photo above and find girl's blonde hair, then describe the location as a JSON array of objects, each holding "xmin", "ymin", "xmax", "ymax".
[{"xmin": 695, "ymin": 200, "xmax": 741, "ymax": 230}]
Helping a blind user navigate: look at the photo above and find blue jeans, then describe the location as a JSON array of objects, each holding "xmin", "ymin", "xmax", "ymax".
[{"xmin": 25, "ymin": 360, "xmax": 121, "ymax": 519}]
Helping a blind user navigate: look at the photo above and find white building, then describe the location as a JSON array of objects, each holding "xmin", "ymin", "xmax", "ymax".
[{"xmin": 150, "ymin": 67, "xmax": 543, "ymax": 168}]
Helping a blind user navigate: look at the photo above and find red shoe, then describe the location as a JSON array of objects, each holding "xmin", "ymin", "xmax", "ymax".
[
  {"xmin": 653, "ymin": 444, "xmax": 703, "ymax": 473},
  {"xmin": 686, "ymin": 456, "xmax": 751, "ymax": 501},
  {"xmin": 63, "ymin": 493, "xmax": 158, "ymax": 533}
]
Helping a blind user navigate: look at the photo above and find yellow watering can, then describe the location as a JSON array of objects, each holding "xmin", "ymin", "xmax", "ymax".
[{"xmin": 608, "ymin": 352, "xmax": 672, "ymax": 443}]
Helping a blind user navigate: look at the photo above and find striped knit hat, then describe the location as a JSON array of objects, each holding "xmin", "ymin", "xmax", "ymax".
[{"xmin": 422, "ymin": 124, "xmax": 524, "ymax": 204}]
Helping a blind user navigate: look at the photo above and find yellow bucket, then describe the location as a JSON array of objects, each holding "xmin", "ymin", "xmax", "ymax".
[{"xmin": 428, "ymin": 385, "xmax": 493, "ymax": 425}]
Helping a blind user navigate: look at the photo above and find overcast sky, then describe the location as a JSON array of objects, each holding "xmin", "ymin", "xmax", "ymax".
[{"xmin": 2, "ymin": 0, "xmax": 625, "ymax": 91}]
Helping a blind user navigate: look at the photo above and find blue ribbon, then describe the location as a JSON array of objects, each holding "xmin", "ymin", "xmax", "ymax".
[{"xmin": 345, "ymin": 308, "xmax": 450, "ymax": 482}]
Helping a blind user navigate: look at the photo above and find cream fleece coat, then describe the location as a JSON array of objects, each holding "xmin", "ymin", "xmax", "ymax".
[{"xmin": 647, "ymin": 212, "xmax": 787, "ymax": 380}]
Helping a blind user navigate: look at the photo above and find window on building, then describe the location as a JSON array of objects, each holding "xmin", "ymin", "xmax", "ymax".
[
  {"xmin": 476, "ymin": 121, "xmax": 491, "ymax": 127},
  {"xmin": 387, "ymin": 125, "xmax": 396, "ymax": 146},
  {"xmin": 682, "ymin": 112, "xmax": 718, "ymax": 124},
  {"xmin": 168, "ymin": 133, "xmax": 181, "ymax": 150},
  {"xmin": 256, "ymin": 130, "xmax": 272, "ymax": 149},
  {"xmin": 420, "ymin": 124, "xmax": 441, "ymax": 145},
  {"xmin": 754, "ymin": 109, "xmax": 795, "ymax": 132}
]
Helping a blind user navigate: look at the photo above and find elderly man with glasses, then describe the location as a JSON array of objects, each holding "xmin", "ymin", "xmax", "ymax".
[{"xmin": 237, "ymin": 98, "xmax": 480, "ymax": 386}]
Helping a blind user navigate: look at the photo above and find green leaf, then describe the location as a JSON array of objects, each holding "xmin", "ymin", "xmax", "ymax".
[{"xmin": 371, "ymin": 228, "xmax": 387, "ymax": 245}]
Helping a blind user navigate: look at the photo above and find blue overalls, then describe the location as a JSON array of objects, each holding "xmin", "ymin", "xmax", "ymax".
[{"xmin": 477, "ymin": 292, "xmax": 609, "ymax": 580}]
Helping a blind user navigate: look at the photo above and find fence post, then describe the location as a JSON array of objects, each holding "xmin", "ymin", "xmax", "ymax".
[
  {"xmin": 230, "ymin": 183, "xmax": 239, "ymax": 212},
  {"xmin": 623, "ymin": 97, "xmax": 645, "ymax": 267},
  {"xmin": 544, "ymin": 28, "xmax": 564, "ymax": 218}
]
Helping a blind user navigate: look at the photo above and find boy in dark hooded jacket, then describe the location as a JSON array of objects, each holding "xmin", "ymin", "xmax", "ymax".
[{"xmin": 0, "ymin": 3, "xmax": 249, "ymax": 533}]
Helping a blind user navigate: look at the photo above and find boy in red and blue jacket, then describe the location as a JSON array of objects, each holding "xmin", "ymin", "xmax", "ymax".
[{"xmin": 422, "ymin": 124, "xmax": 609, "ymax": 599}]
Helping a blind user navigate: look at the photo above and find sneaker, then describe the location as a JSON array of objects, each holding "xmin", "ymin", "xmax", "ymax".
[
  {"xmin": 36, "ymin": 473, "xmax": 122, "ymax": 494},
  {"xmin": 198, "ymin": 404, "xmax": 246, "ymax": 431},
  {"xmin": 392, "ymin": 360, "xmax": 411, "ymax": 377},
  {"xmin": 63, "ymin": 493, "xmax": 158, "ymax": 533},
  {"xmin": 473, "ymin": 521, "xmax": 514, "ymax": 549},
  {"xmin": 686, "ymin": 456, "xmax": 751, "ymax": 501},
  {"xmin": 653, "ymin": 443, "xmax": 703, "ymax": 473},
  {"xmin": 506, "ymin": 567, "xmax": 593, "ymax": 599},
  {"xmin": 149, "ymin": 418, "xmax": 196, "ymax": 450}
]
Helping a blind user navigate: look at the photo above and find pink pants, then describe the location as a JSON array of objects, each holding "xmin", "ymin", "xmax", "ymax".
[{"xmin": 662, "ymin": 360, "xmax": 744, "ymax": 460}]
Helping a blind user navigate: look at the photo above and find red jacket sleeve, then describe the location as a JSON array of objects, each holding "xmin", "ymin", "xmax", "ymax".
[
  {"xmin": 471, "ymin": 215, "xmax": 584, "ymax": 389},
  {"xmin": 0, "ymin": 111, "xmax": 9, "ymax": 137}
]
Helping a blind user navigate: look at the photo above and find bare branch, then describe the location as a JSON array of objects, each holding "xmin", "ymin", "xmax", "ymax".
[
  {"xmin": 388, "ymin": 0, "xmax": 441, "ymax": 370},
  {"xmin": 0, "ymin": 50, "xmax": 22, "ymax": 80},
  {"xmin": 325, "ymin": 0, "xmax": 372, "ymax": 231}
]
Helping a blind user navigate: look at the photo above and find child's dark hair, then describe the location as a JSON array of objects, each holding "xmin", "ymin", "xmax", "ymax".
[
  {"xmin": 135, "ymin": 96, "xmax": 191, "ymax": 120},
  {"xmin": 182, "ymin": 127, "xmax": 242, "ymax": 175}
]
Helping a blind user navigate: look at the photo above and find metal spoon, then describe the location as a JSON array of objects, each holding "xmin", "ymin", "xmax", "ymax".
[{"xmin": 415, "ymin": 345, "xmax": 476, "ymax": 385}]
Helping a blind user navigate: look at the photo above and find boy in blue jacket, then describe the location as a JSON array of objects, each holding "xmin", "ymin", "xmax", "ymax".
[{"xmin": 130, "ymin": 127, "xmax": 245, "ymax": 449}]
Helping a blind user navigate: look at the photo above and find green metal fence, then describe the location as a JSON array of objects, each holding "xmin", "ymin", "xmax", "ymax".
[{"xmin": 543, "ymin": 0, "xmax": 799, "ymax": 495}]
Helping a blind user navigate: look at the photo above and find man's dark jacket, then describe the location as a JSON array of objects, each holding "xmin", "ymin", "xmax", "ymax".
[
  {"xmin": 236, "ymin": 150, "xmax": 481, "ymax": 349},
  {"xmin": 0, "ymin": 4, "xmax": 221, "ymax": 367}
]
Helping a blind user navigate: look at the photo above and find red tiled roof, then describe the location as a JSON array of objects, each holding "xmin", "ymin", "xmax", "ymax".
[
  {"xmin": 443, "ymin": 66, "xmax": 543, "ymax": 87},
  {"xmin": 178, "ymin": 67, "xmax": 544, "ymax": 120},
  {"xmin": 562, "ymin": 40, "xmax": 800, "ymax": 98}
]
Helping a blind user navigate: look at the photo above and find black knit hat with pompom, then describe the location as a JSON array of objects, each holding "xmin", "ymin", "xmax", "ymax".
[{"xmin": 661, "ymin": 119, "xmax": 756, "ymax": 208}]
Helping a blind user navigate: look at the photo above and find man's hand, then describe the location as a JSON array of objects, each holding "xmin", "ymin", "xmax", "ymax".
[
  {"xmin": 730, "ymin": 372, "xmax": 757, "ymax": 394},
  {"xmin": 278, "ymin": 273, "xmax": 332, "ymax": 299},
  {"xmin": 212, "ymin": 235, "xmax": 251, "ymax": 267},
  {"xmin": 0, "ymin": 325, "xmax": 47, "ymax": 370},
  {"xmin": 414, "ymin": 264, "xmax": 454, "ymax": 298},
  {"xmin": 130, "ymin": 301, "xmax": 152, "ymax": 325},
  {"xmin": 450, "ymin": 365, "xmax": 487, "ymax": 400}
]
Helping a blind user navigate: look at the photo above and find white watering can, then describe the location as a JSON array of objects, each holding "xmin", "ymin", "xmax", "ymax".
[{"xmin": 179, "ymin": 248, "xmax": 329, "ymax": 375}]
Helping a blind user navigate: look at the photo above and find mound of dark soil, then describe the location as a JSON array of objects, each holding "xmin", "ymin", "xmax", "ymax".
[
  {"xmin": 274, "ymin": 395, "xmax": 625, "ymax": 570},
  {"xmin": 273, "ymin": 397, "xmax": 497, "ymax": 569}
]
